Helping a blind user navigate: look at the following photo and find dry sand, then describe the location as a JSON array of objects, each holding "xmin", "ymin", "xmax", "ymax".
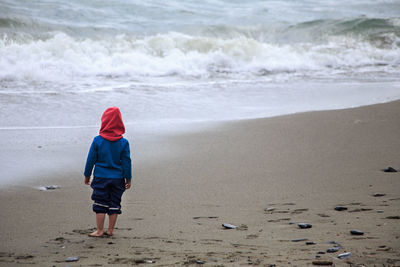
[{"xmin": 0, "ymin": 101, "xmax": 399, "ymax": 266}]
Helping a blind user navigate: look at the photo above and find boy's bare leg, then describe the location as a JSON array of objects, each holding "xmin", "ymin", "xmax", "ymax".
[
  {"xmin": 106, "ymin": 214, "xmax": 118, "ymax": 236},
  {"xmin": 89, "ymin": 213, "xmax": 106, "ymax": 237}
]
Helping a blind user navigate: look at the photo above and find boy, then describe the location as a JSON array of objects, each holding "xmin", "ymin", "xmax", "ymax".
[{"xmin": 84, "ymin": 107, "xmax": 132, "ymax": 237}]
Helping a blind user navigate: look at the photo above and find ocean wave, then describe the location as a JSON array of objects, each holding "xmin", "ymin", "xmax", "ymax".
[{"xmin": 0, "ymin": 18, "xmax": 399, "ymax": 89}]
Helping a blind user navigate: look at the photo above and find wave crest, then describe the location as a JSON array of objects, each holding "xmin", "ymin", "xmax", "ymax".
[{"xmin": 0, "ymin": 21, "xmax": 399, "ymax": 87}]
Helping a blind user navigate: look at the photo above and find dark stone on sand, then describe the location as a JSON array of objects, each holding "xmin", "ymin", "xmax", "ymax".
[
  {"xmin": 327, "ymin": 247, "xmax": 340, "ymax": 253},
  {"xmin": 383, "ymin": 167, "xmax": 397, "ymax": 172},
  {"xmin": 312, "ymin": 260, "xmax": 333, "ymax": 266},
  {"xmin": 46, "ymin": 185, "xmax": 59, "ymax": 190},
  {"xmin": 306, "ymin": 241, "xmax": 316, "ymax": 245},
  {"xmin": 292, "ymin": 238, "xmax": 308, "ymax": 242},
  {"xmin": 385, "ymin": 216, "xmax": 400, "ymax": 219},
  {"xmin": 373, "ymin": 193, "xmax": 386, "ymax": 197},
  {"xmin": 350, "ymin": 229, "xmax": 364, "ymax": 235},
  {"xmin": 298, "ymin": 223, "xmax": 312, "ymax": 229},
  {"xmin": 196, "ymin": 260, "xmax": 205, "ymax": 264},
  {"xmin": 317, "ymin": 251, "xmax": 326, "ymax": 255},
  {"xmin": 65, "ymin": 256, "xmax": 79, "ymax": 262},
  {"xmin": 39, "ymin": 185, "xmax": 60, "ymax": 191},
  {"xmin": 335, "ymin": 206, "xmax": 348, "ymax": 211}
]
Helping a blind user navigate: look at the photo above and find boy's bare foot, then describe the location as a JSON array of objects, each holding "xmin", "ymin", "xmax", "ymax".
[
  {"xmin": 104, "ymin": 230, "xmax": 113, "ymax": 236},
  {"xmin": 88, "ymin": 230, "xmax": 104, "ymax": 237}
]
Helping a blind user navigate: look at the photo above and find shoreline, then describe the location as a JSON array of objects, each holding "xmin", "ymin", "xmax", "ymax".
[
  {"xmin": 1, "ymin": 99, "xmax": 399, "ymax": 189},
  {"xmin": 0, "ymin": 100, "xmax": 399, "ymax": 266}
]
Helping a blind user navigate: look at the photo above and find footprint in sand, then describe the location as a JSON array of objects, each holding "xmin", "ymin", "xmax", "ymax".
[{"xmin": 246, "ymin": 234, "xmax": 259, "ymax": 239}]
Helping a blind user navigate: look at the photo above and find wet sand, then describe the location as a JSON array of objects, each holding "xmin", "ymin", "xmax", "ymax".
[{"xmin": 0, "ymin": 101, "xmax": 399, "ymax": 266}]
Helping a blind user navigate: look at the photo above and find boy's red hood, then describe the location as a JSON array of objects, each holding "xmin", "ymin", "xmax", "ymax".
[{"xmin": 99, "ymin": 107, "xmax": 125, "ymax": 141}]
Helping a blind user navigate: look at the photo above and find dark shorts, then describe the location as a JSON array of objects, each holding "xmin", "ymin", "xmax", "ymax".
[{"xmin": 91, "ymin": 177, "xmax": 126, "ymax": 215}]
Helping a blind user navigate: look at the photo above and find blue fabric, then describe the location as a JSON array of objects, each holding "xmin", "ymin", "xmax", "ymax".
[
  {"xmin": 91, "ymin": 177, "xmax": 126, "ymax": 214},
  {"xmin": 84, "ymin": 135, "xmax": 132, "ymax": 180}
]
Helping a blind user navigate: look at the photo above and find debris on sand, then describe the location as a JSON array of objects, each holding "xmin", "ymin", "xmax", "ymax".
[
  {"xmin": 350, "ymin": 229, "xmax": 364, "ymax": 235},
  {"xmin": 222, "ymin": 223, "xmax": 237, "ymax": 229},
  {"xmin": 383, "ymin": 167, "xmax": 397, "ymax": 172},
  {"xmin": 298, "ymin": 223, "xmax": 312, "ymax": 229},
  {"xmin": 312, "ymin": 260, "xmax": 333, "ymax": 266},
  {"xmin": 39, "ymin": 185, "xmax": 59, "ymax": 191},
  {"xmin": 338, "ymin": 252, "xmax": 352, "ymax": 259},
  {"xmin": 65, "ymin": 256, "xmax": 79, "ymax": 262}
]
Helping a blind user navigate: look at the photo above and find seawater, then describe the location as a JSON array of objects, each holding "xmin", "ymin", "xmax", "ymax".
[{"xmin": 1, "ymin": 0, "xmax": 400, "ymax": 128}]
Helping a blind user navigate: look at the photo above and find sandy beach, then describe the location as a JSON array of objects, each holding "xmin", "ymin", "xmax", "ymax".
[{"xmin": 0, "ymin": 101, "xmax": 399, "ymax": 266}]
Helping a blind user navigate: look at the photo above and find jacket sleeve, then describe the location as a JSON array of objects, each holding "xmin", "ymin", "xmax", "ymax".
[
  {"xmin": 84, "ymin": 138, "xmax": 97, "ymax": 177},
  {"xmin": 121, "ymin": 140, "xmax": 132, "ymax": 180}
]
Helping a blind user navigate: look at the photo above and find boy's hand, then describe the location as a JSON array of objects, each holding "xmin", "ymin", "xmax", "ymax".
[
  {"xmin": 125, "ymin": 180, "xmax": 132, "ymax": 189},
  {"xmin": 84, "ymin": 176, "xmax": 90, "ymax": 185}
]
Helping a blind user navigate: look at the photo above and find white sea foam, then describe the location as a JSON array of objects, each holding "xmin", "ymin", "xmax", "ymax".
[{"xmin": 1, "ymin": 31, "xmax": 399, "ymax": 92}]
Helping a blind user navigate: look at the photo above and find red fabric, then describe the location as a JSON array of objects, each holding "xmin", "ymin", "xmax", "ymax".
[{"xmin": 99, "ymin": 107, "xmax": 125, "ymax": 141}]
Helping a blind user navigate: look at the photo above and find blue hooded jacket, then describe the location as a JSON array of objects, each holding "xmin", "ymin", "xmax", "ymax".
[
  {"xmin": 84, "ymin": 135, "xmax": 132, "ymax": 180},
  {"xmin": 84, "ymin": 107, "xmax": 132, "ymax": 180}
]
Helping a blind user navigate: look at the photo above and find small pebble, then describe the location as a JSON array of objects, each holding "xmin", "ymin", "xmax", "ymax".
[
  {"xmin": 65, "ymin": 256, "xmax": 79, "ymax": 262},
  {"xmin": 306, "ymin": 241, "xmax": 316, "ymax": 245},
  {"xmin": 373, "ymin": 193, "xmax": 386, "ymax": 197},
  {"xmin": 312, "ymin": 260, "xmax": 333, "ymax": 266},
  {"xmin": 196, "ymin": 260, "xmax": 205, "ymax": 264},
  {"xmin": 385, "ymin": 216, "xmax": 400, "ymax": 219},
  {"xmin": 266, "ymin": 207, "xmax": 275, "ymax": 212},
  {"xmin": 334, "ymin": 206, "xmax": 348, "ymax": 211},
  {"xmin": 327, "ymin": 247, "xmax": 340, "ymax": 253},
  {"xmin": 338, "ymin": 252, "xmax": 352, "ymax": 259},
  {"xmin": 377, "ymin": 210, "xmax": 384, "ymax": 213},
  {"xmin": 383, "ymin": 167, "xmax": 397, "ymax": 172},
  {"xmin": 39, "ymin": 185, "xmax": 59, "ymax": 191},
  {"xmin": 317, "ymin": 251, "xmax": 326, "ymax": 255},
  {"xmin": 222, "ymin": 223, "xmax": 237, "ymax": 229},
  {"xmin": 350, "ymin": 229, "xmax": 364, "ymax": 235},
  {"xmin": 298, "ymin": 223, "xmax": 312, "ymax": 229}
]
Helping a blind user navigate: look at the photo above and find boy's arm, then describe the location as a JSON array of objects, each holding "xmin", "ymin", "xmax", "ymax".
[
  {"xmin": 84, "ymin": 139, "xmax": 97, "ymax": 183},
  {"xmin": 122, "ymin": 140, "xmax": 132, "ymax": 189}
]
